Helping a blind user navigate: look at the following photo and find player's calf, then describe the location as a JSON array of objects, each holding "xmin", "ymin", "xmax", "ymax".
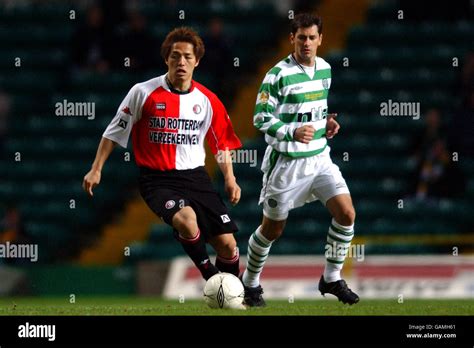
[{"xmin": 210, "ymin": 234, "xmax": 240, "ymax": 277}]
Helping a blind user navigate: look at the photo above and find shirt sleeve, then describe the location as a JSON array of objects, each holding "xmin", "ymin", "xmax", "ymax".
[
  {"xmin": 254, "ymin": 70, "xmax": 296, "ymax": 141},
  {"xmin": 205, "ymin": 94, "xmax": 242, "ymax": 155},
  {"xmin": 102, "ymin": 84, "xmax": 145, "ymax": 148}
]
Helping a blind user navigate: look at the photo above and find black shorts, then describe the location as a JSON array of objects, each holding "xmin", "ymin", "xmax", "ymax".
[{"xmin": 138, "ymin": 166, "xmax": 238, "ymax": 241}]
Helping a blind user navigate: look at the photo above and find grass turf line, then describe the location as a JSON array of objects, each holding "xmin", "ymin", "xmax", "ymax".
[{"xmin": 0, "ymin": 297, "xmax": 472, "ymax": 316}]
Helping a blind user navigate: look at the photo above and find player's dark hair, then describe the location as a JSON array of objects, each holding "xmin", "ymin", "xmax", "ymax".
[
  {"xmin": 161, "ymin": 27, "xmax": 205, "ymax": 61},
  {"xmin": 291, "ymin": 13, "xmax": 323, "ymax": 34}
]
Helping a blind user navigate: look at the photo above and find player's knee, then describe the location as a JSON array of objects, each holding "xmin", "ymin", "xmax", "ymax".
[
  {"xmin": 261, "ymin": 222, "xmax": 285, "ymax": 241},
  {"xmin": 175, "ymin": 224, "xmax": 198, "ymax": 239},
  {"xmin": 172, "ymin": 209, "xmax": 198, "ymax": 238},
  {"xmin": 216, "ymin": 239, "xmax": 237, "ymax": 259},
  {"xmin": 337, "ymin": 208, "xmax": 356, "ymax": 226}
]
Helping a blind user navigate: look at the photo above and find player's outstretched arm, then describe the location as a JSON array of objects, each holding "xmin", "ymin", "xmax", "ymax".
[
  {"xmin": 215, "ymin": 149, "xmax": 241, "ymax": 206},
  {"xmin": 82, "ymin": 137, "xmax": 117, "ymax": 197}
]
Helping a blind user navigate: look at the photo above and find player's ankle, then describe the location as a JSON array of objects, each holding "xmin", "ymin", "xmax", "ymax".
[{"xmin": 242, "ymin": 270, "xmax": 260, "ymax": 288}]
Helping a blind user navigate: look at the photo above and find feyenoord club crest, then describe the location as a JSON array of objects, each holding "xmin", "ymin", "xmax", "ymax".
[
  {"xmin": 165, "ymin": 200, "xmax": 175, "ymax": 209},
  {"xmin": 193, "ymin": 104, "xmax": 201, "ymax": 114},
  {"xmin": 322, "ymin": 78, "xmax": 329, "ymax": 89}
]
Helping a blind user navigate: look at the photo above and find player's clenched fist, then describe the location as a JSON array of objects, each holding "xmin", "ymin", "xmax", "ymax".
[
  {"xmin": 82, "ymin": 169, "xmax": 101, "ymax": 197},
  {"xmin": 225, "ymin": 177, "xmax": 241, "ymax": 206},
  {"xmin": 294, "ymin": 125, "xmax": 315, "ymax": 144},
  {"xmin": 326, "ymin": 113, "xmax": 340, "ymax": 139}
]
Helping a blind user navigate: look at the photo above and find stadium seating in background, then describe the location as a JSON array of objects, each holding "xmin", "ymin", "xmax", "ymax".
[
  {"xmin": 2, "ymin": 0, "xmax": 472, "ymax": 264},
  {"xmin": 0, "ymin": 0, "xmax": 284, "ymax": 263}
]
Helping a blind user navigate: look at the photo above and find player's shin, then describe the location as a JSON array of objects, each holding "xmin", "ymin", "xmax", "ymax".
[
  {"xmin": 216, "ymin": 247, "xmax": 240, "ymax": 277},
  {"xmin": 324, "ymin": 218, "xmax": 354, "ymax": 282},
  {"xmin": 176, "ymin": 229, "xmax": 219, "ymax": 280},
  {"xmin": 242, "ymin": 225, "xmax": 273, "ymax": 287}
]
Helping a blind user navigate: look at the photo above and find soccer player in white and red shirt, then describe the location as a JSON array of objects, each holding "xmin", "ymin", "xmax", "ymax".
[{"xmin": 83, "ymin": 27, "xmax": 243, "ymax": 280}]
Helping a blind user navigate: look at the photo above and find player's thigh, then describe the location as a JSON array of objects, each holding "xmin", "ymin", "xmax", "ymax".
[
  {"xmin": 171, "ymin": 206, "xmax": 199, "ymax": 234},
  {"xmin": 187, "ymin": 190, "xmax": 239, "ymax": 242},
  {"xmin": 326, "ymin": 193, "xmax": 356, "ymax": 226},
  {"xmin": 139, "ymin": 184, "xmax": 189, "ymax": 224},
  {"xmin": 261, "ymin": 173, "xmax": 314, "ymax": 224},
  {"xmin": 138, "ymin": 179, "xmax": 198, "ymax": 237},
  {"xmin": 311, "ymin": 155, "xmax": 350, "ymax": 206}
]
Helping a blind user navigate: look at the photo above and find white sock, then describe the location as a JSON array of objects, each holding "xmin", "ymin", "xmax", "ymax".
[
  {"xmin": 324, "ymin": 218, "xmax": 354, "ymax": 282},
  {"xmin": 243, "ymin": 225, "xmax": 273, "ymax": 288}
]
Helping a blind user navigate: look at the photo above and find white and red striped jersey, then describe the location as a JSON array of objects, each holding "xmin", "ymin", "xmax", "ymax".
[{"xmin": 103, "ymin": 74, "xmax": 242, "ymax": 171}]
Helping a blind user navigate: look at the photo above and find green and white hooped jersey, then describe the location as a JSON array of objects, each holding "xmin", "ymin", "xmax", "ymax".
[{"xmin": 254, "ymin": 54, "xmax": 331, "ymax": 158}]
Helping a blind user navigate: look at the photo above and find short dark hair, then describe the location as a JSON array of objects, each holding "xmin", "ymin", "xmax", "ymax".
[
  {"xmin": 291, "ymin": 13, "xmax": 323, "ymax": 35},
  {"xmin": 160, "ymin": 27, "xmax": 205, "ymax": 60}
]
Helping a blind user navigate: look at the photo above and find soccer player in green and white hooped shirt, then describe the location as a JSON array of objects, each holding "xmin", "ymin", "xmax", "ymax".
[{"xmin": 241, "ymin": 13, "xmax": 359, "ymax": 306}]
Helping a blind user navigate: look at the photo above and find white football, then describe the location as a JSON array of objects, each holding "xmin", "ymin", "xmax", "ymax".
[{"xmin": 203, "ymin": 273, "xmax": 245, "ymax": 309}]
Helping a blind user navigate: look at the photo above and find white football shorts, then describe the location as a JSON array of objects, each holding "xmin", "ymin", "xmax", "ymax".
[{"xmin": 259, "ymin": 145, "xmax": 350, "ymax": 221}]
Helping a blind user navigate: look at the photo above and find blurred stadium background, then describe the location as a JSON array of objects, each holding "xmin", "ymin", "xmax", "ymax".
[{"xmin": 0, "ymin": 0, "xmax": 473, "ymax": 305}]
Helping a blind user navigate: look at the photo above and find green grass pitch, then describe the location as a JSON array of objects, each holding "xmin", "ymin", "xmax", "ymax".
[{"xmin": 0, "ymin": 297, "xmax": 472, "ymax": 315}]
